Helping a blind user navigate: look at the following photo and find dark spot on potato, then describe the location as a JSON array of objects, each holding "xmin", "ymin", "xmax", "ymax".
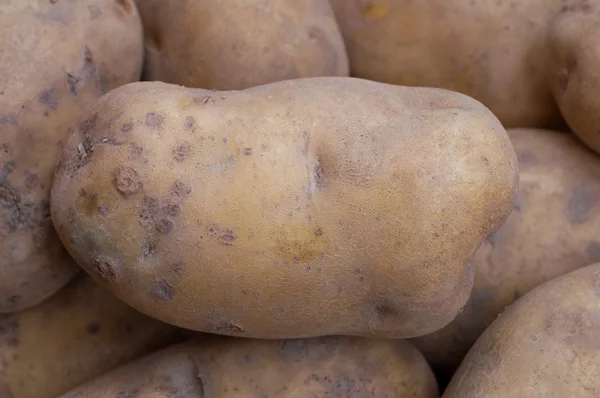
[
  {"xmin": 208, "ymin": 227, "xmax": 236, "ymax": 245},
  {"xmin": 0, "ymin": 180, "xmax": 35, "ymax": 233},
  {"xmin": 117, "ymin": 390, "xmax": 139, "ymax": 398},
  {"xmin": 587, "ymin": 242, "xmax": 600, "ymax": 262},
  {"xmin": 93, "ymin": 257, "xmax": 120, "ymax": 281},
  {"xmin": 215, "ymin": 322, "xmax": 245, "ymax": 334},
  {"xmin": 86, "ymin": 322, "xmax": 100, "ymax": 334},
  {"xmin": 153, "ymin": 279, "xmax": 175, "ymax": 300},
  {"xmin": 24, "ymin": 171, "xmax": 38, "ymax": 189},
  {"xmin": 40, "ymin": 200, "xmax": 51, "ymax": 220},
  {"xmin": 128, "ymin": 143, "xmax": 143, "ymax": 159},
  {"xmin": 173, "ymin": 261, "xmax": 185, "ymax": 274},
  {"xmin": 567, "ymin": 186, "xmax": 598, "ymax": 223},
  {"xmin": 142, "ymin": 241, "xmax": 157, "ymax": 258},
  {"xmin": 114, "ymin": 166, "xmax": 142, "ymax": 197},
  {"xmin": 80, "ymin": 113, "xmax": 99, "ymax": 134},
  {"xmin": 171, "ymin": 181, "xmax": 191, "ymax": 197},
  {"xmin": 185, "ymin": 116, "xmax": 195, "ymax": 129},
  {"xmin": 518, "ymin": 151, "xmax": 539, "ymax": 165},
  {"xmin": 145, "ymin": 112, "xmax": 164, "ymax": 128},
  {"xmin": 0, "ymin": 114, "xmax": 17, "ymax": 124},
  {"xmin": 67, "ymin": 206, "xmax": 77, "ymax": 222},
  {"xmin": 88, "ymin": 4, "xmax": 101, "ymax": 19},
  {"xmin": 244, "ymin": 148, "xmax": 253, "ymax": 156},
  {"xmin": 480, "ymin": 156, "xmax": 489, "ymax": 166},
  {"xmin": 39, "ymin": 89, "xmax": 59, "ymax": 110},
  {"xmin": 66, "ymin": 47, "xmax": 96, "ymax": 96},
  {"xmin": 244, "ymin": 354, "xmax": 255, "ymax": 363},
  {"xmin": 173, "ymin": 143, "xmax": 191, "ymax": 162},
  {"xmin": 165, "ymin": 203, "xmax": 181, "ymax": 217},
  {"xmin": 98, "ymin": 205, "xmax": 109, "ymax": 216},
  {"xmin": 313, "ymin": 161, "xmax": 325, "ymax": 189},
  {"xmin": 0, "ymin": 317, "xmax": 19, "ymax": 347},
  {"xmin": 156, "ymin": 218, "xmax": 174, "ymax": 234},
  {"xmin": 315, "ymin": 227, "xmax": 323, "ymax": 236},
  {"xmin": 121, "ymin": 122, "xmax": 133, "ymax": 133},
  {"xmin": 375, "ymin": 304, "xmax": 397, "ymax": 318},
  {"xmin": 280, "ymin": 339, "xmax": 309, "ymax": 362}
]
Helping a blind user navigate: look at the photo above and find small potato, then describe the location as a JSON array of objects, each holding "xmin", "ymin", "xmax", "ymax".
[
  {"xmin": 60, "ymin": 336, "xmax": 439, "ymax": 398},
  {"xmin": 0, "ymin": 0, "xmax": 143, "ymax": 312},
  {"xmin": 50, "ymin": 77, "xmax": 518, "ymax": 339},
  {"xmin": 137, "ymin": 0, "xmax": 349, "ymax": 90},
  {"xmin": 411, "ymin": 128, "xmax": 600, "ymax": 381},
  {"xmin": 331, "ymin": 0, "xmax": 600, "ymax": 153},
  {"xmin": 444, "ymin": 263, "xmax": 600, "ymax": 397},
  {"xmin": 0, "ymin": 273, "xmax": 186, "ymax": 398}
]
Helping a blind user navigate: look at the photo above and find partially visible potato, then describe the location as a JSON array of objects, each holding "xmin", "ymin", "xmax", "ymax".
[
  {"xmin": 60, "ymin": 336, "xmax": 439, "ymax": 398},
  {"xmin": 0, "ymin": 273, "xmax": 186, "ymax": 398},
  {"xmin": 0, "ymin": 0, "xmax": 143, "ymax": 312},
  {"xmin": 50, "ymin": 77, "xmax": 518, "ymax": 339},
  {"xmin": 411, "ymin": 128, "xmax": 600, "ymax": 381},
  {"xmin": 137, "ymin": 0, "xmax": 349, "ymax": 89},
  {"xmin": 444, "ymin": 263, "xmax": 600, "ymax": 397}
]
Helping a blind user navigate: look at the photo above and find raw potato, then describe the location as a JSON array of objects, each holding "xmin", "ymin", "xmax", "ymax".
[
  {"xmin": 60, "ymin": 336, "xmax": 439, "ymax": 398},
  {"xmin": 411, "ymin": 128, "xmax": 600, "ymax": 381},
  {"xmin": 137, "ymin": 0, "xmax": 349, "ymax": 90},
  {"xmin": 444, "ymin": 263, "xmax": 600, "ymax": 397},
  {"xmin": 50, "ymin": 77, "xmax": 518, "ymax": 339},
  {"xmin": 0, "ymin": 0, "xmax": 143, "ymax": 312},
  {"xmin": 0, "ymin": 273, "xmax": 186, "ymax": 398},
  {"xmin": 330, "ymin": 0, "xmax": 600, "ymax": 152}
]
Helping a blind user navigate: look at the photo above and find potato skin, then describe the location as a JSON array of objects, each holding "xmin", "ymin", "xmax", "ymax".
[
  {"xmin": 0, "ymin": 0, "xmax": 143, "ymax": 312},
  {"xmin": 444, "ymin": 263, "xmax": 600, "ymax": 397},
  {"xmin": 60, "ymin": 336, "xmax": 439, "ymax": 398},
  {"xmin": 410, "ymin": 128, "xmax": 600, "ymax": 381},
  {"xmin": 137, "ymin": 0, "xmax": 349, "ymax": 90},
  {"xmin": 0, "ymin": 273, "xmax": 185, "ymax": 398},
  {"xmin": 50, "ymin": 77, "xmax": 518, "ymax": 339}
]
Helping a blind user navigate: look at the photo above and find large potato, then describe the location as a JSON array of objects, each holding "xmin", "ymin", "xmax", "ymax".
[
  {"xmin": 60, "ymin": 336, "xmax": 439, "ymax": 398},
  {"xmin": 330, "ymin": 0, "xmax": 600, "ymax": 152},
  {"xmin": 411, "ymin": 128, "xmax": 600, "ymax": 382},
  {"xmin": 0, "ymin": 0, "xmax": 143, "ymax": 312},
  {"xmin": 444, "ymin": 263, "xmax": 600, "ymax": 397},
  {"xmin": 50, "ymin": 77, "xmax": 518, "ymax": 339},
  {"xmin": 138, "ymin": 0, "xmax": 349, "ymax": 90},
  {"xmin": 0, "ymin": 273, "xmax": 185, "ymax": 398}
]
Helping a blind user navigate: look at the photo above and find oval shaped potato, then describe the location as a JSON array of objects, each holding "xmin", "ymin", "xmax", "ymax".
[
  {"xmin": 444, "ymin": 263, "xmax": 600, "ymax": 397},
  {"xmin": 60, "ymin": 336, "xmax": 439, "ymax": 398},
  {"xmin": 410, "ymin": 128, "xmax": 600, "ymax": 381},
  {"xmin": 0, "ymin": 0, "xmax": 143, "ymax": 312},
  {"xmin": 0, "ymin": 273, "xmax": 186, "ymax": 398},
  {"xmin": 138, "ymin": 0, "xmax": 349, "ymax": 90},
  {"xmin": 50, "ymin": 77, "xmax": 518, "ymax": 339}
]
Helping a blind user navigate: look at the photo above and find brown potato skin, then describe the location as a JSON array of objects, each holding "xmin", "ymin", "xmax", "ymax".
[
  {"xmin": 0, "ymin": 0, "xmax": 143, "ymax": 313},
  {"xmin": 50, "ymin": 77, "xmax": 518, "ymax": 339},
  {"xmin": 410, "ymin": 128, "xmax": 600, "ymax": 381},
  {"xmin": 60, "ymin": 336, "xmax": 439, "ymax": 398},
  {"xmin": 332, "ymin": 0, "xmax": 600, "ymax": 153},
  {"xmin": 137, "ymin": 0, "xmax": 349, "ymax": 90},
  {"xmin": 444, "ymin": 263, "xmax": 600, "ymax": 397},
  {"xmin": 0, "ymin": 273, "xmax": 186, "ymax": 398}
]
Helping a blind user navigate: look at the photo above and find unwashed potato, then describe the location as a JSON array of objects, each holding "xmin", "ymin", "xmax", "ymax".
[
  {"xmin": 50, "ymin": 77, "xmax": 518, "ymax": 339},
  {"xmin": 0, "ymin": 0, "xmax": 143, "ymax": 312},
  {"xmin": 60, "ymin": 336, "xmax": 439, "ymax": 398},
  {"xmin": 0, "ymin": 273, "xmax": 186, "ymax": 398},
  {"xmin": 444, "ymin": 263, "xmax": 600, "ymax": 397},
  {"xmin": 137, "ymin": 0, "xmax": 349, "ymax": 90},
  {"xmin": 330, "ymin": 0, "xmax": 600, "ymax": 152},
  {"xmin": 411, "ymin": 128, "xmax": 600, "ymax": 382}
]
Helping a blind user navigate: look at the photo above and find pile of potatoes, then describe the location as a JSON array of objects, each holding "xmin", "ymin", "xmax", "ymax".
[{"xmin": 2, "ymin": 0, "xmax": 600, "ymax": 396}]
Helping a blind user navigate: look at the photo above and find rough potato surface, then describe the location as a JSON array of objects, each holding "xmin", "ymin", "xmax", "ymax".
[
  {"xmin": 0, "ymin": 274, "xmax": 184, "ymax": 398},
  {"xmin": 444, "ymin": 263, "xmax": 600, "ymax": 397},
  {"xmin": 60, "ymin": 336, "xmax": 439, "ymax": 398},
  {"xmin": 0, "ymin": 0, "xmax": 143, "ymax": 312},
  {"xmin": 138, "ymin": 0, "xmax": 349, "ymax": 90},
  {"xmin": 51, "ymin": 77, "xmax": 518, "ymax": 339},
  {"xmin": 411, "ymin": 128, "xmax": 600, "ymax": 381}
]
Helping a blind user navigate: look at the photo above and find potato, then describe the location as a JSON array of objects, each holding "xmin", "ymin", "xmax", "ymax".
[
  {"xmin": 50, "ymin": 77, "xmax": 518, "ymax": 339},
  {"xmin": 0, "ymin": 273, "xmax": 186, "ymax": 398},
  {"xmin": 330, "ymin": 0, "xmax": 600, "ymax": 152},
  {"xmin": 0, "ymin": 0, "xmax": 143, "ymax": 312},
  {"xmin": 60, "ymin": 336, "xmax": 439, "ymax": 398},
  {"xmin": 410, "ymin": 128, "xmax": 600, "ymax": 381},
  {"xmin": 137, "ymin": 0, "xmax": 349, "ymax": 90},
  {"xmin": 444, "ymin": 263, "xmax": 600, "ymax": 397}
]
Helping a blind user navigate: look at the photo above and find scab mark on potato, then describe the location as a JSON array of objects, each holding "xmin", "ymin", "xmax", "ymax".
[
  {"xmin": 121, "ymin": 122, "xmax": 133, "ymax": 133},
  {"xmin": 208, "ymin": 227, "xmax": 236, "ymax": 245},
  {"xmin": 93, "ymin": 257, "xmax": 120, "ymax": 281},
  {"xmin": 80, "ymin": 112, "xmax": 99, "ymax": 134},
  {"xmin": 215, "ymin": 322, "xmax": 245, "ymax": 334},
  {"xmin": 280, "ymin": 339, "xmax": 310, "ymax": 361},
  {"xmin": 567, "ymin": 186, "xmax": 598, "ymax": 223},
  {"xmin": 156, "ymin": 218, "xmax": 174, "ymax": 235},
  {"xmin": 116, "ymin": 390, "xmax": 139, "ymax": 398},
  {"xmin": 114, "ymin": 166, "xmax": 142, "ymax": 197},
  {"xmin": 170, "ymin": 181, "xmax": 191, "ymax": 197},
  {"xmin": 185, "ymin": 116, "xmax": 195, "ymax": 129},
  {"xmin": 244, "ymin": 148, "xmax": 253, "ymax": 156},
  {"xmin": 145, "ymin": 112, "xmax": 164, "ymax": 128},
  {"xmin": 153, "ymin": 279, "xmax": 175, "ymax": 300},
  {"xmin": 173, "ymin": 143, "xmax": 191, "ymax": 162},
  {"xmin": 312, "ymin": 160, "xmax": 325, "ymax": 190},
  {"xmin": 0, "ymin": 180, "xmax": 36, "ymax": 233},
  {"xmin": 98, "ymin": 205, "xmax": 109, "ymax": 216},
  {"xmin": 141, "ymin": 240, "xmax": 157, "ymax": 258},
  {"xmin": 173, "ymin": 261, "xmax": 185, "ymax": 274},
  {"xmin": 39, "ymin": 88, "xmax": 59, "ymax": 110},
  {"xmin": 0, "ymin": 317, "xmax": 20, "ymax": 347},
  {"xmin": 545, "ymin": 308, "xmax": 600, "ymax": 350}
]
